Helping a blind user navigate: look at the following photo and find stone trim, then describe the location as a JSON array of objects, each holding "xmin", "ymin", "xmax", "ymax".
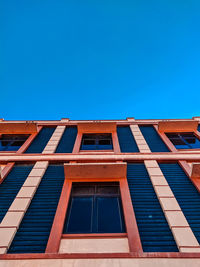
[
  {"xmin": 42, "ymin": 126, "xmax": 66, "ymax": 154},
  {"xmin": 129, "ymin": 125, "xmax": 151, "ymax": 152}
]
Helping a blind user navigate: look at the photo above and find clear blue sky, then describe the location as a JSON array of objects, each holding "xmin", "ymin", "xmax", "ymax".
[{"xmin": 1, "ymin": 0, "xmax": 200, "ymax": 120}]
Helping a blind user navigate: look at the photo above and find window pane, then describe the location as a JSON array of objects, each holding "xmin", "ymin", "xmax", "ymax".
[
  {"xmin": 7, "ymin": 145, "xmax": 21, "ymax": 151},
  {"xmin": 166, "ymin": 133, "xmax": 179, "ymax": 138},
  {"xmin": 99, "ymin": 139, "xmax": 111, "ymax": 145},
  {"xmin": 83, "ymin": 139, "xmax": 95, "ymax": 145},
  {"xmin": 1, "ymin": 140, "xmax": 10, "ymax": 146},
  {"xmin": 81, "ymin": 134, "xmax": 113, "ymax": 150},
  {"xmin": 190, "ymin": 140, "xmax": 200, "ymax": 148},
  {"xmin": 180, "ymin": 133, "xmax": 200, "ymax": 148},
  {"xmin": 166, "ymin": 133, "xmax": 189, "ymax": 149},
  {"xmin": 184, "ymin": 137, "xmax": 196, "ymax": 144},
  {"xmin": 185, "ymin": 137, "xmax": 200, "ymax": 148},
  {"xmin": 97, "ymin": 185, "xmax": 119, "ymax": 195},
  {"xmin": 82, "ymin": 134, "xmax": 96, "ymax": 139},
  {"xmin": 81, "ymin": 144, "xmax": 98, "ymax": 150},
  {"xmin": 63, "ymin": 183, "xmax": 125, "ymax": 234},
  {"xmin": 181, "ymin": 133, "xmax": 194, "ymax": 138},
  {"xmin": 166, "ymin": 132, "xmax": 200, "ymax": 149},
  {"xmin": 97, "ymin": 145, "xmax": 113, "ymax": 150},
  {"xmin": 97, "ymin": 134, "xmax": 112, "ymax": 140},
  {"xmin": 11, "ymin": 141, "xmax": 25, "ymax": 146},
  {"xmin": 0, "ymin": 134, "xmax": 29, "ymax": 151},
  {"xmin": 0, "ymin": 141, "xmax": 9, "ymax": 150},
  {"xmin": 97, "ymin": 197, "xmax": 124, "ymax": 233},
  {"xmin": 65, "ymin": 197, "xmax": 93, "ymax": 233},
  {"xmin": 170, "ymin": 138, "xmax": 185, "ymax": 145},
  {"xmin": 175, "ymin": 144, "xmax": 190, "ymax": 149},
  {"xmin": 2, "ymin": 134, "xmax": 29, "ymax": 141},
  {"xmin": 72, "ymin": 185, "xmax": 95, "ymax": 196}
]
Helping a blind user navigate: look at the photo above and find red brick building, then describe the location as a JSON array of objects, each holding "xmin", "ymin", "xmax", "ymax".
[{"xmin": 0, "ymin": 117, "xmax": 200, "ymax": 266}]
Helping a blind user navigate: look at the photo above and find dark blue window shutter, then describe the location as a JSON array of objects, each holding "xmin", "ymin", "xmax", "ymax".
[
  {"xmin": 65, "ymin": 197, "xmax": 93, "ymax": 233},
  {"xmin": 25, "ymin": 127, "xmax": 55, "ymax": 153},
  {"xmin": 139, "ymin": 126, "xmax": 169, "ymax": 152},
  {"xmin": 65, "ymin": 196, "xmax": 124, "ymax": 234},
  {"xmin": 8, "ymin": 165, "xmax": 65, "ymax": 254},
  {"xmin": 159, "ymin": 163, "xmax": 200, "ymax": 244},
  {"xmin": 117, "ymin": 126, "xmax": 139, "ymax": 152},
  {"xmin": 0, "ymin": 165, "xmax": 33, "ymax": 223},
  {"xmin": 127, "ymin": 163, "xmax": 178, "ymax": 252},
  {"xmin": 55, "ymin": 127, "xmax": 77, "ymax": 153},
  {"xmin": 97, "ymin": 197, "xmax": 124, "ymax": 233}
]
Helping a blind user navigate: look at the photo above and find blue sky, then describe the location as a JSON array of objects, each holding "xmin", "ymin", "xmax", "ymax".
[{"xmin": 0, "ymin": 0, "xmax": 200, "ymax": 120}]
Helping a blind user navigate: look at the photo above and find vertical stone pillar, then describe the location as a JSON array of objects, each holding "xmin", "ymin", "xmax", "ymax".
[
  {"xmin": 42, "ymin": 126, "xmax": 66, "ymax": 154},
  {"xmin": 129, "ymin": 124, "xmax": 151, "ymax": 152}
]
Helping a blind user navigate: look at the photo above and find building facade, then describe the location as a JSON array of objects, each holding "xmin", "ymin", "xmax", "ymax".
[{"xmin": 0, "ymin": 117, "xmax": 200, "ymax": 266}]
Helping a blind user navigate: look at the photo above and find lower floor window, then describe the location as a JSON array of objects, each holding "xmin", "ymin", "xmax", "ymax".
[{"xmin": 63, "ymin": 182, "xmax": 125, "ymax": 234}]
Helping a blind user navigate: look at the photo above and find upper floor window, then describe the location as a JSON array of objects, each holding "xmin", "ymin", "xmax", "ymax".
[
  {"xmin": 80, "ymin": 133, "xmax": 113, "ymax": 150},
  {"xmin": 0, "ymin": 134, "xmax": 30, "ymax": 151},
  {"xmin": 63, "ymin": 182, "xmax": 125, "ymax": 234},
  {"xmin": 166, "ymin": 132, "xmax": 200, "ymax": 149}
]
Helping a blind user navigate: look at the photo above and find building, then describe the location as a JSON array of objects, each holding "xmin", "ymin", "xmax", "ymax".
[{"xmin": 0, "ymin": 117, "xmax": 200, "ymax": 266}]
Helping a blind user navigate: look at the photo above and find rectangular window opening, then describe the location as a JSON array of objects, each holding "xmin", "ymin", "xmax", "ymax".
[
  {"xmin": 0, "ymin": 134, "xmax": 30, "ymax": 151},
  {"xmin": 166, "ymin": 132, "xmax": 200, "ymax": 149},
  {"xmin": 63, "ymin": 182, "xmax": 125, "ymax": 234},
  {"xmin": 80, "ymin": 134, "xmax": 113, "ymax": 150}
]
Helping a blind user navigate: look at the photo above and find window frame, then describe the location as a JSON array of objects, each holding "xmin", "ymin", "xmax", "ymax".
[
  {"xmin": 80, "ymin": 133, "xmax": 113, "ymax": 151},
  {"xmin": 154, "ymin": 124, "xmax": 200, "ymax": 152},
  {"xmin": 72, "ymin": 122, "xmax": 121, "ymax": 153},
  {"xmin": 165, "ymin": 132, "xmax": 200, "ymax": 150},
  {"xmin": 0, "ymin": 134, "xmax": 30, "ymax": 152},
  {"xmin": 63, "ymin": 182, "xmax": 125, "ymax": 234},
  {"xmin": 0, "ymin": 126, "xmax": 42, "ymax": 154},
  {"xmin": 73, "ymin": 132, "xmax": 121, "ymax": 153},
  {"xmin": 46, "ymin": 174, "xmax": 142, "ymax": 253}
]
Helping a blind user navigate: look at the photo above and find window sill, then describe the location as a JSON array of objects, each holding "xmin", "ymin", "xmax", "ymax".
[
  {"xmin": 1, "ymin": 252, "xmax": 200, "ymax": 259},
  {"xmin": 62, "ymin": 233, "xmax": 127, "ymax": 239},
  {"xmin": 0, "ymin": 151, "xmax": 17, "ymax": 153},
  {"xmin": 79, "ymin": 150, "xmax": 115, "ymax": 154},
  {"xmin": 177, "ymin": 148, "xmax": 200, "ymax": 151}
]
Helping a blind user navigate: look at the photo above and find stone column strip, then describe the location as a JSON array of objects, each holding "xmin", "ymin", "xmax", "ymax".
[
  {"xmin": 144, "ymin": 160, "xmax": 200, "ymax": 253},
  {"xmin": 42, "ymin": 126, "xmax": 66, "ymax": 154},
  {"xmin": 0, "ymin": 161, "xmax": 49, "ymax": 253},
  {"xmin": 129, "ymin": 125, "xmax": 151, "ymax": 152}
]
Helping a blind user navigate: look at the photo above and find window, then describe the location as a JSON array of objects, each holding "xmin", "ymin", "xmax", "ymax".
[
  {"xmin": 0, "ymin": 134, "xmax": 30, "ymax": 151},
  {"xmin": 80, "ymin": 134, "xmax": 113, "ymax": 150},
  {"xmin": 166, "ymin": 132, "xmax": 200, "ymax": 149},
  {"xmin": 63, "ymin": 182, "xmax": 125, "ymax": 234}
]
